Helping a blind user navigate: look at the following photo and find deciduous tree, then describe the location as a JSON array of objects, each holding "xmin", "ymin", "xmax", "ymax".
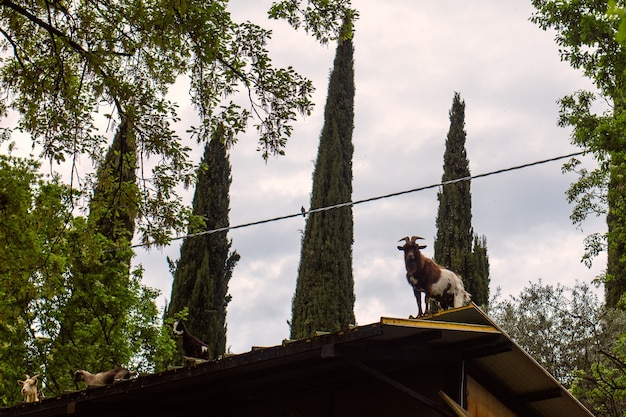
[
  {"xmin": 489, "ymin": 281, "xmax": 626, "ymax": 417},
  {"xmin": 0, "ymin": 0, "xmax": 358, "ymax": 403},
  {"xmin": 0, "ymin": 0, "xmax": 356, "ymax": 245},
  {"xmin": 0, "ymin": 156, "xmax": 71, "ymax": 404},
  {"xmin": 0, "ymin": 153, "xmax": 169, "ymax": 402},
  {"xmin": 530, "ymin": 0, "xmax": 626, "ymax": 307}
]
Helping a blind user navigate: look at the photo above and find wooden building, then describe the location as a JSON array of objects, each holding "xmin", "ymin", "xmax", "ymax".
[{"xmin": 1, "ymin": 303, "xmax": 594, "ymax": 417}]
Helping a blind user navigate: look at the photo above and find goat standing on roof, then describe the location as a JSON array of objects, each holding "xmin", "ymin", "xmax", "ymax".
[{"xmin": 397, "ymin": 235, "xmax": 471, "ymax": 316}]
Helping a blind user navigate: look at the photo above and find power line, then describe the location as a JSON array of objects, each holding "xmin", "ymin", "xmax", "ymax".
[{"xmin": 132, "ymin": 151, "xmax": 584, "ymax": 249}]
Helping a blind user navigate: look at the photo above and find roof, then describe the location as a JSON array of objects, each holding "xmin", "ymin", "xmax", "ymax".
[
  {"xmin": 1, "ymin": 303, "xmax": 594, "ymax": 417},
  {"xmin": 396, "ymin": 305, "xmax": 594, "ymax": 417}
]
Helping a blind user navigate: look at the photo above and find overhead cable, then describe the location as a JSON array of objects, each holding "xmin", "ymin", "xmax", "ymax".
[{"xmin": 131, "ymin": 151, "xmax": 585, "ymax": 249}]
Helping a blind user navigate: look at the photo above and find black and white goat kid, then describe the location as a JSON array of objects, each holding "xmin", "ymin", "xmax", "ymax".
[{"xmin": 173, "ymin": 320, "xmax": 211, "ymax": 361}]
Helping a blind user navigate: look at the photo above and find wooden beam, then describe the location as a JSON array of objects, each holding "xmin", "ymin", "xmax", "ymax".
[{"xmin": 326, "ymin": 347, "xmax": 456, "ymax": 417}]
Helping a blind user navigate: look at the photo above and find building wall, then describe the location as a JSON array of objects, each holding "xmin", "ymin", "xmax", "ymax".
[{"xmin": 466, "ymin": 375, "xmax": 517, "ymax": 417}]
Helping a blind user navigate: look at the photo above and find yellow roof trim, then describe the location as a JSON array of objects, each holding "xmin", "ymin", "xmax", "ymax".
[
  {"xmin": 432, "ymin": 303, "xmax": 477, "ymax": 316},
  {"xmin": 380, "ymin": 316, "xmax": 501, "ymax": 334}
]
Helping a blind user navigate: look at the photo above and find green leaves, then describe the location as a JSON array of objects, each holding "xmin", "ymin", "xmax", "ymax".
[
  {"xmin": 490, "ymin": 281, "xmax": 604, "ymax": 389},
  {"xmin": 0, "ymin": 0, "xmax": 352, "ymax": 245},
  {"xmin": 531, "ymin": 1, "xmax": 626, "ymax": 283},
  {"xmin": 607, "ymin": 0, "xmax": 626, "ymax": 44},
  {"xmin": 268, "ymin": 0, "xmax": 358, "ymax": 44},
  {"xmin": 0, "ymin": 155, "xmax": 175, "ymax": 401}
]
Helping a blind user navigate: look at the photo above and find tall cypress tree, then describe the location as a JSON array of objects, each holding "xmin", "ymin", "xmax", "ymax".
[
  {"xmin": 290, "ymin": 27, "xmax": 355, "ymax": 340},
  {"xmin": 167, "ymin": 124, "xmax": 239, "ymax": 358},
  {"xmin": 434, "ymin": 93, "xmax": 489, "ymax": 306},
  {"xmin": 48, "ymin": 116, "xmax": 141, "ymax": 390}
]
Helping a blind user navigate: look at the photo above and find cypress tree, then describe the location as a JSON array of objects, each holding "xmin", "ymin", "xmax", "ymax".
[
  {"xmin": 167, "ymin": 124, "xmax": 239, "ymax": 358},
  {"xmin": 290, "ymin": 26, "xmax": 355, "ymax": 340},
  {"xmin": 434, "ymin": 93, "xmax": 489, "ymax": 306},
  {"xmin": 90, "ymin": 116, "xmax": 138, "ymax": 244},
  {"xmin": 471, "ymin": 234, "xmax": 490, "ymax": 306},
  {"xmin": 49, "ymin": 116, "xmax": 140, "ymax": 389}
]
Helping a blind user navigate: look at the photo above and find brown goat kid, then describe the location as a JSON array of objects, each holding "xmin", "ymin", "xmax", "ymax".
[
  {"xmin": 397, "ymin": 235, "xmax": 471, "ymax": 316},
  {"xmin": 75, "ymin": 367, "xmax": 136, "ymax": 388}
]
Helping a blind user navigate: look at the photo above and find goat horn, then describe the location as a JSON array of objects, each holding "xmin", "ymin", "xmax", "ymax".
[
  {"xmin": 398, "ymin": 236, "xmax": 411, "ymax": 243},
  {"xmin": 410, "ymin": 236, "xmax": 424, "ymax": 243}
]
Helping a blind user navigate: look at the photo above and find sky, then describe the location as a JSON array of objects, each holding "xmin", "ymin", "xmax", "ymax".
[{"xmin": 112, "ymin": 2, "xmax": 609, "ymax": 353}]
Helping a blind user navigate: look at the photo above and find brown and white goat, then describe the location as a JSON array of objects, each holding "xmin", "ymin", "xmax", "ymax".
[
  {"xmin": 17, "ymin": 374, "xmax": 40, "ymax": 403},
  {"xmin": 173, "ymin": 320, "xmax": 211, "ymax": 360},
  {"xmin": 397, "ymin": 235, "xmax": 471, "ymax": 316},
  {"xmin": 74, "ymin": 367, "xmax": 136, "ymax": 388}
]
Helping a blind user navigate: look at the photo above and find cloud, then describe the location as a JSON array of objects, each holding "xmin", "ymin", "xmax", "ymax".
[{"xmin": 135, "ymin": 1, "xmax": 607, "ymax": 354}]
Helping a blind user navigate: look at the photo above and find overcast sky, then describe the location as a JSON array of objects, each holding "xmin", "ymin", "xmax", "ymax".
[{"xmin": 133, "ymin": 1, "xmax": 607, "ymax": 354}]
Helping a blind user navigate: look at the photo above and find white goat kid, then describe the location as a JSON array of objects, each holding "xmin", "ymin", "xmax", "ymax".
[{"xmin": 17, "ymin": 374, "xmax": 40, "ymax": 403}]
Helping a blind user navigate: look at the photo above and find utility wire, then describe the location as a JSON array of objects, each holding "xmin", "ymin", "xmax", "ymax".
[{"xmin": 132, "ymin": 151, "xmax": 584, "ymax": 249}]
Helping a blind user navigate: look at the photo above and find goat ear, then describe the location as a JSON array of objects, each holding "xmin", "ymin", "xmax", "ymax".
[
  {"xmin": 397, "ymin": 246, "xmax": 405, "ymax": 251},
  {"xmin": 17, "ymin": 380, "xmax": 24, "ymax": 385},
  {"xmin": 418, "ymin": 245, "xmax": 427, "ymax": 249}
]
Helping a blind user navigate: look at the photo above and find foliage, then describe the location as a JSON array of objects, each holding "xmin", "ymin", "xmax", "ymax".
[
  {"xmin": 490, "ymin": 281, "xmax": 600, "ymax": 387},
  {"xmin": 530, "ymin": 0, "xmax": 626, "ymax": 306},
  {"xmin": 608, "ymin": 0, "xmax": 626, "ymax": 44},
  {"xmin": 38, "ymin": 118, "xmax": 160, "ymax": 396},
  {"xmin": 0, "ymin": 154, "xmax": 173, "ymax": 403},
  {"xmin": 490, "ymin": 281, "xmax": 626, "ymax": 417},
  {"xmin": 0, "ymin": 0, "xmax": 354, "ymax": 245},
  {"xmin": 571, "ymin": 308, "xmax": 626, "ymax": 417},
  {"xmin": 434, "ymin": 92, "xmax": 490, "ymax": 306},
  {"xmin": 268, "ymin": 0, "xmax": 359, "ymax": 43},
  {"xmin": 290, "ymin": 32, "xmax": 355, "ymax": 340},
  {"xmin": 167, "ymin": 124, "xmax": 239, "ymax": 361},
  {"xmin": 89, "ymin": 116, "xmax": 138, "ymax": 242},
  {"xmin": 0, "ymin": 155, "xmax": 72, "ymax": 405},
  {"xmin": 0, "ymin": 0, "xmax": 357, "ymax": 404}
]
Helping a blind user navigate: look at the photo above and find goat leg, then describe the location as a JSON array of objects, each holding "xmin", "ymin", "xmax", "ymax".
[
  {"xmin": 424, "ymin": 291, "xmax": 431, "ymax": 315},
  {"xmin": 412, "ymin": 286, "xmax": 423, "ymax": 317}
]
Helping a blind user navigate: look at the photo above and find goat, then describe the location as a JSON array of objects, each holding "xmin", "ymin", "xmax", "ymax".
[
  {"xmin": 74, "ymin": 367, "xmax": 136, "ymax": 388},
  {"xmin": 17, "ymin": 374, "xmax": 40, "ymax": 403},
  {"xmin": 173, "ymin": 320, "xmax": 211, "ymax": 361},
  {"xmin": 397, "ymin": 235, "xmax": 471, "ymax": 316}
]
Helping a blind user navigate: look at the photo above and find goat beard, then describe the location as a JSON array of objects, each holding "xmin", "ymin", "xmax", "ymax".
[{"xmin": 406, "ymin": 258, "xmax": 420, "ymax": 275}]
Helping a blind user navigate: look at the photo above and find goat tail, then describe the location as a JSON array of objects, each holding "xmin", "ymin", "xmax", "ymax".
[
  {"xmin": 453, "ymin": 289, "xmax": 472, "ymax": 308},
  {"xmin": 463, "ymin": 290, "xmax": 472, "ymax": 305}
]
